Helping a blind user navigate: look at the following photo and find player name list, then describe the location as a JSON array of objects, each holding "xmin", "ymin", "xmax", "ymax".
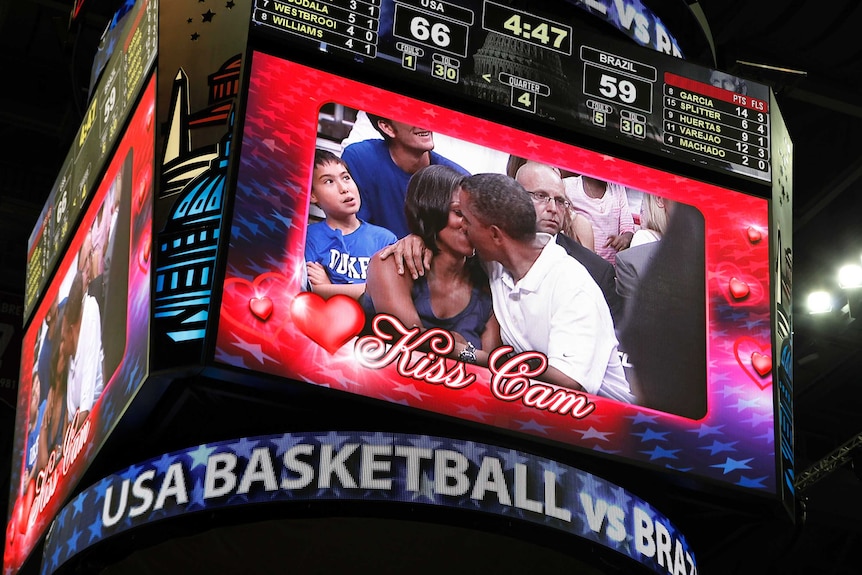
[
  {"xmin": 662, "ymin": 72, "xmax": 770, "ymax": 175},
  {"xmin": 253, "ymin": 0, "xmax": 381, "ymax": 57}
]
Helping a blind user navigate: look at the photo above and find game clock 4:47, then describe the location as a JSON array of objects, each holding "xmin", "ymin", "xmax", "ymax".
[{"xmin": 482, "ymin": 1, "xmax": 572, "ymax": 55}]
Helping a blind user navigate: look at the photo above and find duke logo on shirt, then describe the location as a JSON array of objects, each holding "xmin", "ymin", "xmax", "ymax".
[{"xmin": 328, "ymin": 250, "xmax": 370, "ymax": 281}]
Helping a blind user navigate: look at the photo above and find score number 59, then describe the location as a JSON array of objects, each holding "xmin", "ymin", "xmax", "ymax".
[
  {"xmin": 598, "ymin": 74, "xmax": 637, "ymax": 104},
  {"xmin": 584, "ymin": 65, "xmax": 652, "ymax": 112}
]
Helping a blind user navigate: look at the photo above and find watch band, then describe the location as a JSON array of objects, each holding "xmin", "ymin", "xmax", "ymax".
[{"xmin": 458, "ymin": 341, "xmax": 477, "ymax": 364}]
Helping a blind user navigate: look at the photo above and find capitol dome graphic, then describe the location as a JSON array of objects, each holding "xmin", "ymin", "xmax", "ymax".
[
  {"xmin": 462, "ymin": 32, "xmax": 575, "ymax": 120},
  {"xmin": 154, "ymin": 111, "xmax": 233, "ymax": 344},
  {"xmin": 153, "ymin": 55, "xmax": 241, "ymax": 348}
]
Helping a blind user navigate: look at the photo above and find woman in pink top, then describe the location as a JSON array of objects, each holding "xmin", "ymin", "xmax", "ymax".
[{"xmin": 564, "ymin": 175, "xmax": 635, "ymax": 265}]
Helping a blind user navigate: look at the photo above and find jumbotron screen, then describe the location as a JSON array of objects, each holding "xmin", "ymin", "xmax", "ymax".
[
  {"xmin": 214, "ymin": 52, "xmax": 779, "ymax": 496},
  {"xmin": 4, "ymin": 79, "xmax": 155, "ymax": 573}
]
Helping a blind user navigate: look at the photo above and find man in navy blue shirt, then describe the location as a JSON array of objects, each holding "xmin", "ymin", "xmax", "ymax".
[{"xmin": 341, "ymin": 114, "xmax": 469, "ymax": 238}]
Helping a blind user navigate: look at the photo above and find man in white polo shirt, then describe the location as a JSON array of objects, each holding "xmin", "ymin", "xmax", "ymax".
[
  {"xmin": 458, "ymin": 173, "xmax": 633, "ymax": 402},
  {"xmin": 61, "ymin": 270, "xmax": 104, "ymax": 433}
]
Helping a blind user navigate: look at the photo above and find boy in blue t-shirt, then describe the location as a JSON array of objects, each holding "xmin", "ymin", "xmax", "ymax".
[
  {"xmin": 304, "ymin": 149, "xmax": 396, "ymax": 300},
  {"xmin": 24, "ymin": 370, "xmax": 45, "ymax": 487}
]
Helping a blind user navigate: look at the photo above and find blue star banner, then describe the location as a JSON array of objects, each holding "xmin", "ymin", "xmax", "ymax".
[{"xmin": 42, "ymin": 431, "xmax": 697, "ymax": 575}]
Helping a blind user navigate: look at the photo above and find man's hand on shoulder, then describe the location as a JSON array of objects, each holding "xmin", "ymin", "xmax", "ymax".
[{"xmin": 378, "ymin": 234, "xmax": 431, "ymax": 279}]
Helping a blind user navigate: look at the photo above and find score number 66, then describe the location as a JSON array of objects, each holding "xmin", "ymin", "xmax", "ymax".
[
  {"xmin": 599, "ymin": 73, "xmax": 637, "ymax": 104},
  {"xmin": 410, "ymin": 16, "xmax": 451, "ymax": 48}
]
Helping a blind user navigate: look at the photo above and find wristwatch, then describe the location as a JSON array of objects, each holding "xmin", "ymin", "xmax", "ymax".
[{"xmin": 459, "ymin": 342, "xmax": 477, "ymax": 364}]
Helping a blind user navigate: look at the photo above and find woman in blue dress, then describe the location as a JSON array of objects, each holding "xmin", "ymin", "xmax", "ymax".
[{"xmin": 363, "ymin": 165, "xmax": 501, "ymax": 364}]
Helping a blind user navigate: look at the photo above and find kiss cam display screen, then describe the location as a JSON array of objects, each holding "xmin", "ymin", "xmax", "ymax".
[
  {"xmin": 214, "ymin": 51, "xmax": 776, "ymax": 496},
  {"xmin": 4, "ymin": 79, "xmax": 155, "ymax": 575}
]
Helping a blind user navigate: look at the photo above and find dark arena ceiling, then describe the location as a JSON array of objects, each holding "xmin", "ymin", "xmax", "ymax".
[{"xmin": 1, "ymin": 1, "xmax": 862, "ymax": 574}]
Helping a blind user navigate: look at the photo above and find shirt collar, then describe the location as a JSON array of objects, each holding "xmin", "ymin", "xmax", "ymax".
[{"xmin": 501, "ymin": 233, "xmax": 557, "ymax": 294}]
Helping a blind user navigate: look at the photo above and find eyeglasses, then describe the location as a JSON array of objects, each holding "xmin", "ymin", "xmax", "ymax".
[{"xmin": 527, "ymin": 191, "xmax": 570, "ymax": 209}]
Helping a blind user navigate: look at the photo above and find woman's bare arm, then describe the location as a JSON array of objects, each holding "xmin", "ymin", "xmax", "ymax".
[{"xmin": 365, "ymin": 250, "xmax": 423, "ymax": 329}]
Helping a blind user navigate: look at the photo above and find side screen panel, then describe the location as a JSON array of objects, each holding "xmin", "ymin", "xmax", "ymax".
[{"xmin": 4, "ymin": 79, "xmax": 155, "ymax": 574}]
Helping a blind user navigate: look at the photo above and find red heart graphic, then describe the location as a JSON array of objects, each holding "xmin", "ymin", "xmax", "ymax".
[
  {"xmin": 729, "ymin": 277, "xmax": 750, "ymax": 300},
  {"xmin": 249, "ymin": 296, "xmax": 273, "ymax": 321},
  {"xmin": 8, "ymin": 499, "xmax": 21, "ymax": 542},
  {"xmin": 751, "ymin": 352, "xmax": 772, "ymax": 376},
  {"xmin": 733, "ymin": 336, "xmax": 772, "ymax": 389},
  {"xmin": 747, "ymin": 226, "xmax": 763, "ymax": 243},
  {"xmin": 134, "ymin": 166, "xmax": 152, "ymax": 214},
  {"xmin": 715, "ymin": 263, "xmax": 764, "ymax": 306},
  {"xmin": 290, "ymin": 292, "xmax": 365, "ymax": 354},
  {"xmin": 14, "ymin": 496, "xmax": 26, "ymax": 537},
  {"xmin": 5, "ymin": 512, "xmax": 21, "ymax": 565},
  {"xmin": 221, "ymin": 272, "xmax": 295, "ymax": 340},
  {"xmin": 138, "ymin": 230, "xmax": 152, "ymax": 272}
]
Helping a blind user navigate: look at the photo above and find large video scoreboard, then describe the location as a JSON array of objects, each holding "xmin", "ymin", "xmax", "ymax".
[
  {"xmin": 217, "ymin": 0, "xmax": 793, "ymax": 514},
  {"xmin": 5, "ymin": 0, "xmax": 794, "ymax": 573}
]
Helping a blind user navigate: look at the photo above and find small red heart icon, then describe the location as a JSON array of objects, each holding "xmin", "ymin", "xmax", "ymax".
[
  {"xmin": 729, "ymin": 277, "xmax": 750, "ymax": 300},
  {"xmin": 751, "ymin": 352, "xmax": 772, "ymax": 376},
  {"xmin": 290, "ymin": 292, "xmax": 365, "ymax": 354},
  {"xmin": 715, "ymin": 263, "xmax": 764, "ymax": 307},
  {"xmin": 135, "ymin": 167, "xmax": 152, "ymax": 213},
  {"xmin": 249, "ymin": 297, "xmax": 273, "ymax": 321},
  {"xmin": 221, "ymin": 272, "xmax": 294, "ymax": 340},
  {"xmin": 733, "ymin": 336, "xmax": 772, "ymax": 389},
  {"xmin": 747, "ymin": 226, "xmax": 763, "ymax": 244},
  {"xmin": 138, "ymin": 233, "xmax": 152, "ymax": 271},
  {"xmin": 15, "ymin": 498, "xmax": 26, "ymax": 537}
]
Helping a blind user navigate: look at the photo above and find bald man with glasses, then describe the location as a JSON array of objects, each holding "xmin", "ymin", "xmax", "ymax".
[{"xmin": 514, "ymin": 161, "xmax": 623, "ymax": 325}]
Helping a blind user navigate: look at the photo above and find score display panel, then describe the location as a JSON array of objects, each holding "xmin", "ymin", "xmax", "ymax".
[
  {"xmin": 23, "ymin": 0, "xmax": 157, "ymax": 324},
  {"xmin": 214, "ymin": 49, "xmax": 783, "ymax": 503},
  {"xmin": 250, "ymin": 0, "xmax": 772, "ymax": 184}
]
